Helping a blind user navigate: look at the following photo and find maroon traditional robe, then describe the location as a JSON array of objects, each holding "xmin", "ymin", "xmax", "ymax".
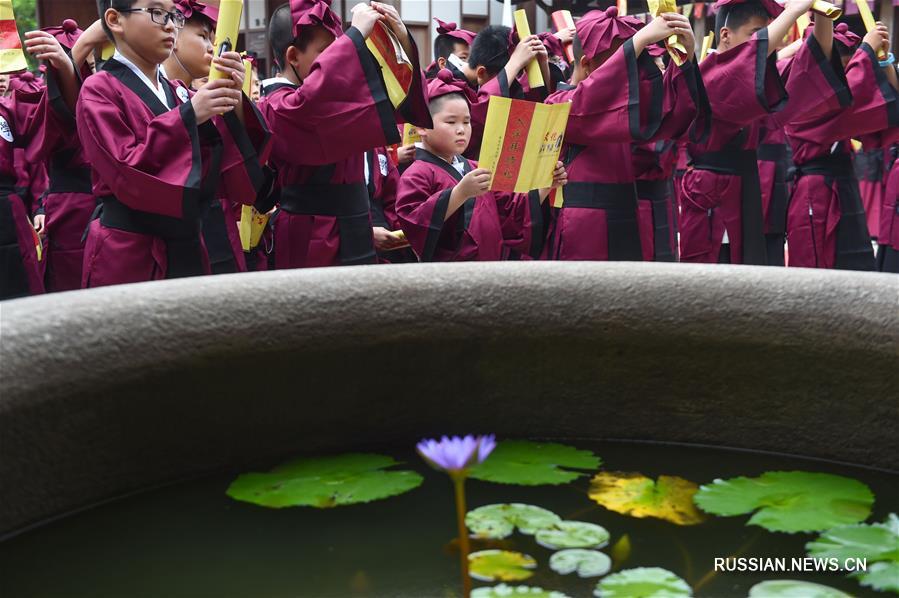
[
  {"xmin": 682, "ymin": 31, "xmax": 841, "ymax": 265},
  {"xmin": 396, "ymin": 148, "xmax": 543, "ymax": 261},
  {"xmin": 633, "ymin": 139, "xmax": 679, "ymax": 261},
  {"xmin": 0, "ymin": 78, "xmax": 68, "ymax": 299},
  {"xmin": 77, "ymin": 58, "xmax": 270, "ymax": 287},
  {"xmin": 876, "ymin": 135, "xmax": 899, "ymax": 272},
  {"xmin": 258, "ymin": 27, "xmax": 430, "ymax": 269},
  {"xmin": 544, "ymin": 40, "xmax": 705, "ymax": 261},
  {"xmin": 366, "ymin": 145, "xmax": 416, "ymax": 263},
  {"xmin": 785, "ymin": 43, "xmax": 899, "ymax": 270}
]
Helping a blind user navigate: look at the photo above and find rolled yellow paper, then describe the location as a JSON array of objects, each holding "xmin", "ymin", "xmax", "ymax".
[
  {"xmin": 647, "ymin": 0, "xmax": 686, "ymax": 66},
  {"xmin": 811, "ymin": 0, "xmax": 842, "ymax": 19},
  {"xmin": 700, "ymin": 31, "xmax": 715, "ymax": 62},
  {"xmin": 209, "ymin": 0, "xmax": 243, "ymax": 81},
  {"xmin": 514, "ymin": 9, "xmax": 544, "ymax": 89},
  {"xmin": 854, "ymin": 0, "xmax": 887, "ymax": 60}
]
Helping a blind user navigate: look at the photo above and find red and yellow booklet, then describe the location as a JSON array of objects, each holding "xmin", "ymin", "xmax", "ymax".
[
  {"xmin": 0, "ymin": 0, "xmax": 28, "ymax": 73},
  {"xmin": 366, "ymin": 22, "xmax": 413, "ymax": 109},
  {"xmin": 478, "ymin": 96, "xmax": 569, "ymax": 196}
]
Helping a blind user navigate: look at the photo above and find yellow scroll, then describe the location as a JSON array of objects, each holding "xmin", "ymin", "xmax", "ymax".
[
  {"xmin": 242, "ymin": 59, "xmax": 252, "ymax": 95},
  {"xmin": 811, "ymin": 0, "xmax": 842, "ymax": 19},
  {"xmin": 700, "ymin": 31, "xmax": 715, "ymax": 62},
  {"xmin": 855, "ymin": 0, "xmax": 887, "ymax": 60},
  {"xmin": 478, "ymin": 96, "xmax": 570, "ymax": 194},
  {"xmin": 647, "ymin": 0, "xmax": 687, "ymax": 66},
  {"xmin": 366, "ymin": 21, "xmax": 414, "ymax": 108},
  {"xmin": 209, "ymin": 0, "xmax": 243, "ymax": 81},
  {"xmin": 100, "ymin": 41, "xmax": 115, "ymax": 60},
  {"xmin": 402, "ymin": 122, "xmax": 420, "ymax": 146},
  {"xmin": 514, "ymin": 10, "xmax": 544, "ymax": 90},
  {"xmin": 0, "ymin": 0, "xmax": 28, "ymax": 73},
  {"xmin": 238, "ymin": 205, "xmax": 269, "ymax": 252}
]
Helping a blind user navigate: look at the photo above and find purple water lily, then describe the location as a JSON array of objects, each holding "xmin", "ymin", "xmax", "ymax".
[
  {"xmin": 417, "ymin": 434, "xmax": 496, "ymax": 473},
  {"xmin": 417, "ymin": 434, "xmax": 497, "ymax": 598}
]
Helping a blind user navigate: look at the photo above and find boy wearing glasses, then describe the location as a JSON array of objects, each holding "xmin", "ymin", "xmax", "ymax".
[{"xmin": 76, "ymin": 0, "xmax": 270, "ymax": 287}]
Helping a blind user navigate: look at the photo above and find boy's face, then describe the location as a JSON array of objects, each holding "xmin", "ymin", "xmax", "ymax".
[
  {"xmin": 719, "ymin": 15, "xmax": 770, "ymax": 52},
  {"xmin": 452, "ymin": 41, "xmax": 470, "ymax": 62},
  {"xmin": 250, "ymin": 67, "xmax": 260, "ymax": 102},
  {"xmin": 107, "ymin": 0, "xmax": 179, "ymax": 65},
  {"xmin": 0, "ymin": 74, "xmax": 9, "ymax": 95},
  {"xmin": 173, "ymin": 19, "xmax": 214, "ymax": 78},
  {"xmin": 288, "ymin": 26, "xmax": 336, "ymax": 80},
  {"xmin": 419, "ymin": 97, "xmax": 471, "ymax": 158}
]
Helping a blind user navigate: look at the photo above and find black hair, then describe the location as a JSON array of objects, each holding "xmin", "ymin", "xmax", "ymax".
[
  {"xmin": 269, "ymin": 3, "xmax": 321, "ymax": 71},
  {"xmin": 468, "ymin": 25, "xmax": 511, "ymax": 77},
  {"xmin": 428, "ymin": 92, "xmax": 467, "ymax": 116},
  {"xmin": 716, "ymin": 2, "xmax": 770, "ymax": 43},
  {"xmin": 433, "ymin": 34, "xmax": 467, "ymax": 62},
  {"xmin": 572, "ymin": 30, "xmax": 584, "ymax": 63},
  {"xmin": 96, "ymin": 0, "xmax": 137, "ymax": 41}
]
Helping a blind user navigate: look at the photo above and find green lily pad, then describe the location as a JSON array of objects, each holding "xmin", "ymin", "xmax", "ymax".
[
  {"xmin": 469, "ymin": 550, "xmax": 537, "ymax": 582},
  {"xmin": 550, "ymin": 549, "xmax": 612, "ymax": 577},
  {"xmin": 807, "ymin": 513, "xmax": 899, "ymax": 593},
  {"xmin": 471, "ymin": 584, "xmax": 572, "ymax": 598},
  {"xmin": 225, "ymin": 453, "xmax": 423, "ymax": 508},
  {"xmin": 468, "ymin": 440, "xmax": 601, "ymax": 485},
  {"xmin": 594, "ymin": 567, "xmax": 692, "ymax": 598},
  {"xmin": 536, "ymin": 521, "xmax": 610, "ymax": 550},
  {"xmin": 693, "ymin": 471, "xmax": 874, "ymax": 533},
  {"xmin": 466, "ymin": 503, "xmax": 562, "ymax": 539},
  {"xmin": 748, "ymin": 580, "xmax": 852, "ymax": 597}
]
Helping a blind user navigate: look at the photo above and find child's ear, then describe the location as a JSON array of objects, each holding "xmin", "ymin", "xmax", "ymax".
[
  {"xmin": 105, "ymin": 8, "xmax": 124, "ymax": 35},
  {"xmin": 437, "ymin": 57, "xmax": 447, "ymax": 69},
  {"xmin": 475, "ymin": 65, "xmax": 487, "ymax": 85}
]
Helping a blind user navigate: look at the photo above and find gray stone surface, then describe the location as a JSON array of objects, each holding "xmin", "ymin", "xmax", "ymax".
[{"xmin": 1, "ymin": 262, "xmax": 897, "ymax": 536}]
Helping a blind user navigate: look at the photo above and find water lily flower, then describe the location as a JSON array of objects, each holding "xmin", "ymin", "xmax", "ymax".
[
  {"xmin": 416, "ymin": 434, "xmax": 496, "ymax": 474},
  {"xmin": 417, "ymin": 434, "xmax": 497, "ymax": 598}
]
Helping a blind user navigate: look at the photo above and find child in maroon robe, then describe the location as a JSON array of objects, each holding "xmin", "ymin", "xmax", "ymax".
[
  {"xmin": 396, "ymin": 70, "xmax": 565, "ymax": 261},
  {"xmin": 258, "ymin": 0, "xmax": 430, "ymax": 269},
  {"xmin": 425, "ymin": 18, "xmax": 475, "ymax": 83},
  {"xmin": 784, "ymin": 22, "xmax": 898, "ymax": 270},
  {"xmin": 681, "ymin": 0, "xmax": 841, "ymax": 265},
  {"xmin": 544, "ymin": 7, "xmax": 703, "ymax": 261},
  {"xmin": 77, "ymin": 0, "xmax": 270, "ymax": 287},
  {"xmin": 365, "ymin": 145, "xmax": 415, "ymax": 262},
  {"xmin": 0, "ymin": 29, "xmax": 79, "ymax": 299}
]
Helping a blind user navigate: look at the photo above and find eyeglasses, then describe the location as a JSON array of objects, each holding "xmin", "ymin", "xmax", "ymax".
[{"xmin": 118, "ymin": 7, "xmax": 186, "ymax": 30}]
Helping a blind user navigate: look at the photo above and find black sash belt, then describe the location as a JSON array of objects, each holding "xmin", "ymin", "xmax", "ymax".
[
  {"xmin": 692, "ymin": 147, "xmax": 767, "ymax": 265},
  {"xmin": 279, "ymin": 183, "xmax": 376, "ymax": 265},
  {"xmin": 369, "ymin": 198, "xmax": 389, "ymax": 229},
  {"xmin": 48, "ymin": 153, "xmax": 93, "ymax": 195},
  {"xmin": 795, "ymin": 154, "xmax": 875, "ymax": 271},
  {"xmin": 635, "ymin": 179, "xmax": 675, "ymax": 262},
  {"xmin": 99, "ymin": 195, "xmax": 206, "ymax": 279},
  {"xmin": 757, "ymin": 143, "xmax": 789, "ymax": 235},
  {"xmin": 562, "ymin": 181, "xmax": 643, "ymax": 261}
]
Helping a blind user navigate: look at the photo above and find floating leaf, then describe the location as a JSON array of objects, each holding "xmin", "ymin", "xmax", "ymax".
[
  {"xmin": 693, "ymin": 471, "xmax": 873, "ymax": 533},
  {"xmin": 589, "ymin": 472, "xmax": 707, "ymax": 526},
  {"xmin": 225, "ymin": 453, "xmax": 423, "ymax": 508},
  {"xmin": 806, "ymin": 513, "xmax": 899, "ymax": 593},
  {"xmin": 471, "ymin": 584, "xmax": 572, "ymax": 598},
  {"xmin": 466, "ymin": 503, "xmax": 562, "ymax": 539},
  {"xmin": 748, "ymin": 580, "xmax": 852, "ymax": 597},
  {"xmin": 550, "ymin": 549, "xmax": 612, "ymax": 578},
  {"xmin": 468, "ymin": 440, "xmax": 601, "ymax": 485},
  {"xmin": 594, "ymin": 567, "xmax": 692, "ymax": 598},
  {"xmin": 609, "ymin": 534, "xmax": 632, "ymax": 570},
  {"xmin": 536, "ymin": 521, "xmax": 610, "ymax": 550},
  {"xmin": 469, "ymin": 550, "xmax": 537, "ymax": 582}
]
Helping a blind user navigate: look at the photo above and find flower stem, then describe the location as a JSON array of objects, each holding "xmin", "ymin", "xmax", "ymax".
[{"xmin": 452, "ymin": 474, "xmax": 471, "ymax": 598}]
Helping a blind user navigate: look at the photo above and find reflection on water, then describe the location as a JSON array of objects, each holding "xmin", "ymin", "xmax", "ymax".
[{"xmin": 0, "ymin": 441, "xmax": 895, "ymax": 597}]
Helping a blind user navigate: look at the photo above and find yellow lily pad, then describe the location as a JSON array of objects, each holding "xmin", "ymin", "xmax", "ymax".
[
  {"xmin": 469, "ymin": 549, "xmax": 537, "ymax": 582},
  {"xmin": 588, "ymin": 471, "xmax": 707, "ymax": 526}
]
